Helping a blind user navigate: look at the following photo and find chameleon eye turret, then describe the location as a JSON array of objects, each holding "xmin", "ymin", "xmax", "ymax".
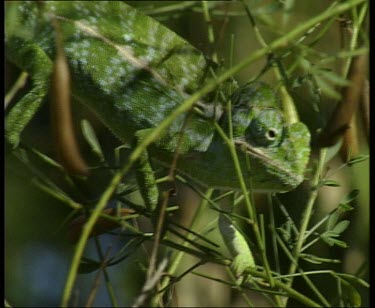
[
  {"xmin": 171, "ymin": 81, "xmax": 310, "ymax": 192},
  {"xmin": 229, "ymin": 82, "xmax": 284, "ymax": 142},
  {"xmin": 245, "ymin": 109, "xmax": 283, "ymax": 147},
  {"xmin": 227, "ymin": 81, "xmax": 311, "ymax": 191}
]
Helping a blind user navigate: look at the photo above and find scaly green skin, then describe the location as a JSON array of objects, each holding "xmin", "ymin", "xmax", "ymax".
[
  {"xmin": 5, "ymin": 1, "xmax": 310, "ymax": 281},
  {"xmin": 6, "ymin": 1, "xmax": 215, "ymax": 154},
  {"xmin": 174, "ymin": 82, "xmax": 311, "ymax": 191},
  {"xmin": 5, "ymin": 1, "xmax": 310, "ymax": 191}
]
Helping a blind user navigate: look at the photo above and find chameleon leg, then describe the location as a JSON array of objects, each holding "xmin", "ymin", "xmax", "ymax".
[
  {"xmin": 218, "ymin": 202, "xmax": 255, "ymax": 282},
  {"xmin": 134, "ymin": 130, "xmax": 159, "ymax": 212},
  {"xmin": 6, "ymin": 37, "xmax": 53, "ymax": 147}
]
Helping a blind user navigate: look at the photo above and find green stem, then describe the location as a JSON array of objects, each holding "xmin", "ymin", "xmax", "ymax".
[
  {"xmin": 61, "ymin": 168, "xmax": 128, "ymax": 306},
  {"xmin": 342, "ymin": 1, "xmax": 368, "ymax": 78},
  {"xmin": 141, "ymin": 1, "xmax": 198, "ymax": 15},
  {"xmin": 5, "ymin": 71, "xmax": 28, "ymax": 109},
  {"xmin": 150, "ymin": 189, "xmax": 214, "ymax": 306},
  {"xmin": 245, "ymin": 267, "xmax": 322, "ymax": 307},
  {"xmin": 282, "ymin": 148, "xmax": 327, "ymax": 307},
  {"xmin": 202, "ymin": 1, "xmax": 218, "ymax": 63},
  {"xmin": 225, "ymin": 267, "xmax": 254, "ymax": 307},
  {"xmin": 214, "ymin": 123, "xmax": 274, "ymax": 286},
  {"xmin": 276, "ymin": 234, "xmax": 330, "ymax": 306}
]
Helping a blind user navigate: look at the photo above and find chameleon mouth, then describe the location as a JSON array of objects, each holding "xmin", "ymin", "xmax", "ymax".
[{"xmin": 234, "ymin": 139, "xmax": 304, "ymax": 188}]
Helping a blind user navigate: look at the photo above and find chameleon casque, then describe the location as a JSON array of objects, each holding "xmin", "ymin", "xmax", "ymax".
[{"xmin": 5, "ymin": 1, "xmax": 310, "ymax": 281}]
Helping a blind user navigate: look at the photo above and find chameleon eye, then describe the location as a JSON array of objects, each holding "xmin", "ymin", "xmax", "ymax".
[{"xmin": 246, "ymin": 109, "xmax": 283, "ymax": 147}]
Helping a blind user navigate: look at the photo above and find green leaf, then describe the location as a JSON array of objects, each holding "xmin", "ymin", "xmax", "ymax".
[
  {"xmin": 321, "ymin": 234, "xmax": 335, "ymax": 246},
  {"xmin": 315, "ymin": 75, "xmax": 342, "ymax": 100},
  {"xmin": 300, "ymin": 253, "xmax": 340, "ymax": 264},
  {"xmin": 31, "ymin": 148, "xmax": 63, "ymax": 170},
  {"xmin": 330, "ymin": 238, "xmax": 348, "ymax": 248},
  {"xmin": 301, "ymin": 254, "xmax": 322, "ymax": 264},
  {"xmin": 341, "ymin": 278, "xmax": 362, "ymax": 307},
  {"xmin": 321, "ymin": 236, "xmax": 334, "ymax": 246},
  {"xmin": 326, "ymin": 211, "xmax": 340, "ymax": 231},
  {"xmin": 321, "ymin": 179, "xmax": 340, "ymax": 187},
  {"xmin": 332, "ymin": 220, "xmax": 350, "ymax": 234},
  {"xmin": 318, "ymin": 69, "xmax": 351, "ymax": 87},
  {"xmin": 323, "ymin": 230, "xmax": 340, "ymax": 238},
  {"xmin": 81, "ymin": 119, "xmax": 104, "ymax": 161},
  {"xmin": 321, "ymin": 231, "xmax": 348, "ymax": 248},
  {"xmin": 348, "ymin": 154, "xmax": 369, "ymax": 165},
  {"xmin": 341, "ymin": 189, "xmax": 360, "ymax": 205},
  {"xmin": 338, "ymin": 274, "xmax": 369, "ymax": 288}
]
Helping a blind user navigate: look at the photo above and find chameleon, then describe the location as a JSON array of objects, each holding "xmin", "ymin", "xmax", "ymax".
[{"xmin": 5, "ymin": 2, "xmax": 310, "ymax": 282}]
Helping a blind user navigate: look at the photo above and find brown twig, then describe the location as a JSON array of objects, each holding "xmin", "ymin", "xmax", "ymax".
[
  {"xmin": 318, "ymin": 54, "xmax": 368, "ymax": 147},
  {"xmin": 85, "ymin": 247, "xmax": 112, "ymax": 307},
  {"xmin": 359, "ymin": 79, "xmax": 369, "ymax": 142},
  {"xmin": 132, "ymin": 257, "xmax": 169, "ymax": 308},
  {"xmin": 51, "ymin": 17, "xmax": 89, "ymax": 176}
]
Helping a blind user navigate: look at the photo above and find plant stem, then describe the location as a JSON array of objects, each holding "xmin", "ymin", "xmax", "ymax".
[
  {"xmin": 215, "ymin": 123, "xmax": 275, "ymax": 286},
  {"xmin": 5, "ymin": 71, "xmax": 28, "ymax": 109},
  {"xmin": 282, "ymin": 148, "xmax": 327, "ymax": 307},
  {"xmin": 150, "ymin": 188, "xmax": 213, "ymax": 306}
]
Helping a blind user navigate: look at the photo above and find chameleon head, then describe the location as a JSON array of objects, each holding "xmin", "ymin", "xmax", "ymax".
[{"xmin": 228, "ymin": 81, "xmax": 311, "ymax": 192}]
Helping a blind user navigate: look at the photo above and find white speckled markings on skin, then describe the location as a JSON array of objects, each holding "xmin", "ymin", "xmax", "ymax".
[{"xmin": 40, "ymin": 2, "xmax": 212, "ymax": 155}]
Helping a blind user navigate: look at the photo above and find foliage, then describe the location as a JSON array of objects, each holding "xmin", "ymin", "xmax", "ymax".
[{"xmin": 5, "ymin": 1, "xmax": 369, "ymax": 307}]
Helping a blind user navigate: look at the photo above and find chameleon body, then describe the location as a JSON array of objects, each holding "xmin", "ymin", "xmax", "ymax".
[{"xmin": 5, "ymin": 2, "xmax": 310, "ymax": 279}]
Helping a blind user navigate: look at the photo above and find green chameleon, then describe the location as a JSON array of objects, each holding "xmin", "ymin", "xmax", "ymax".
[{"xmin": 5, "ymin": 2, "xmax": 310, "ymax": 281}]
